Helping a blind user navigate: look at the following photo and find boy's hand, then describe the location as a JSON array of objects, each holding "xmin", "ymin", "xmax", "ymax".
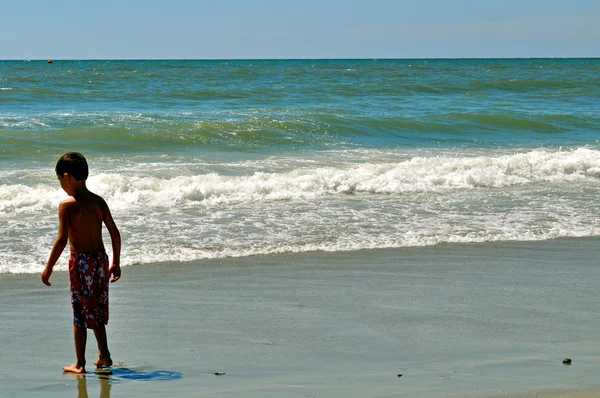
[
  {"xmin": 41, "ymin": 267, "xmax": 52, "ymax": 286},
  {"xmin": 109, "ymin": 263, "xmax": 121, "ymax": 283}
]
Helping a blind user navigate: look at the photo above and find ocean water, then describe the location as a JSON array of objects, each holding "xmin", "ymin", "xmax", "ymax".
[{"xmin": 1, "ymin": 58, "xmax": 600, "ymax": 274}]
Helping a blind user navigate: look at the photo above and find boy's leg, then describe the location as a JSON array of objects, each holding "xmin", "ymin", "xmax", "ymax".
[
  {"xmin": 93, "ymin": 324, "xmax": 113, "ymax": 367},
  {"xmin": 63, "ymin": 326, "xmax": 87, "ymax": 373}
]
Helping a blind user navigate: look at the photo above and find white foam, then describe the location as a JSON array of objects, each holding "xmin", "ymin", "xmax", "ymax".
[
  {"xmin": 0, "ymin": 183, "xmax": 64, "ymax": 216},
  {"xmin": 86, "ymin": 147, "xmax": 600, "ymax": 209},
  {"xmin": 3, "ymin": 147, "xmax": 600, "ymax": 213},
  {"xmin": 0, "ymin": 117, "xmax": 50, "ymax": 129},
  {"xmin": 3, "ymin": 147, "xmax": 600, "ymax": 274}
]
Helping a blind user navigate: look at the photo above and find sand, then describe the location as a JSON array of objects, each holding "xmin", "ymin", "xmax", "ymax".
[{"xmin": 1, "ymin": 238, "xmax": 599, "ymax": 397}]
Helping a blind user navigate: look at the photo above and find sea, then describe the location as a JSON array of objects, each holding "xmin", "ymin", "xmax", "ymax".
[{"xmin": 1, "ymin": 58, "xmax": 600, "ymax": 274}]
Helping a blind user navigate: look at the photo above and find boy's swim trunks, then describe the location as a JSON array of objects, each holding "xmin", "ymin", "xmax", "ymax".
[{"xmin": 68, "ymin": 251, "xmax": 109, "ymax": 329}]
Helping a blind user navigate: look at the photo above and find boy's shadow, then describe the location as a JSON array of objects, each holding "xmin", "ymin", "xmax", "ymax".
[
  {"xmin": 74, "ymin": 368, "xmax": 182, "ymax": 398},
  {"xmin": 110, "ymin": 367, "xmax": 183, "ymax": 381}
]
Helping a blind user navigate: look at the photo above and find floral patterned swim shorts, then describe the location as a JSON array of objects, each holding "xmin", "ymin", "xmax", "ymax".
[{"xmin": 68, "ymin": 251, "xmax": 110, "ymax": 329}]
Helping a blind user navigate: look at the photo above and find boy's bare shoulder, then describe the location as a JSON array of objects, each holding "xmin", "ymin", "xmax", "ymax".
[
  {"xmin": 59, "ymin": 192, "xmax": 108, "ymax": 212},
  {"xmin": 88, "ymin": 193, "xmax": 111, "ymax": 216},
  {"xmin": 91, "ymin": 193, "xmax": 109, "ymax": 207},
  {"xmin": 58, "ymin": 197, "xmax": 77, "ymax": 210}
]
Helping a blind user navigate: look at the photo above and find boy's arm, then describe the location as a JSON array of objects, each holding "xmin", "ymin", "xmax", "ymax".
[
  {"xmin": 42, "ymin": 202, "xmax": 70, "ymax": 286},
  {"xmin": 103, "ymin": 200, "xmax": 121, "ymax": 283}
]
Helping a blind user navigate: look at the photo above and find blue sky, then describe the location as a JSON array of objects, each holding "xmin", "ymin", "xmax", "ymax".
[{"xmin": 2, "ymin": 0, "xmax": 599, "ymax": 59}]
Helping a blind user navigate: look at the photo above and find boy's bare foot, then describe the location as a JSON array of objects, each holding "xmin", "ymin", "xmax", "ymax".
[
  {"xmin": 94, "ymin": 356, "xmax": 113, "ymax": 368},
  {"xmin": 63, "ymin": 363, "xmax": 86, "ymax": 374}
]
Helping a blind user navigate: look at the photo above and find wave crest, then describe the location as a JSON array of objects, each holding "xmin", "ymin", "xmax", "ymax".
[{"xmin": 3, "ymin": 148, "xmax": 600, "ymax": 214}]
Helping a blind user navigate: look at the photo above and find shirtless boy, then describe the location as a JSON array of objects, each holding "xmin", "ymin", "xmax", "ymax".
[{"xmin": 42, "ymin": 152, "xmax": 121, "ymax": 374}]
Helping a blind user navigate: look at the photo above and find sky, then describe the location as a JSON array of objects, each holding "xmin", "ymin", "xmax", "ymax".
[{"xmin": 2, "ymin": 0, "xmax": 599, "ymax": 59}]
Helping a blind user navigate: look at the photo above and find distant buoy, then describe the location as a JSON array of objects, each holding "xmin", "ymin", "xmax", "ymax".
[{"xmin": 47, "ymin": 60, "xmax": 53, "ymax": 64}]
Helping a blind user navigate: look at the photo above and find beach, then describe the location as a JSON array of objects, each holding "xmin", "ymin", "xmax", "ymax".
[{"xmin": 1, "ymin": 237, "xmax": 598, "ymax": 397}]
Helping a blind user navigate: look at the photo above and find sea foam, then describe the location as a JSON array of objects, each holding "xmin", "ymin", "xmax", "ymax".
[
  {"xmin": 2, "ymin": 148, "xmax": 600, "ymax": 216},
  {"xmin": 67, "ymin": 147, "xmax": 600, "ymax": 208},
  {"xmin": 3, "ymin": 147, "xmax": 600, "ymax": 274}
]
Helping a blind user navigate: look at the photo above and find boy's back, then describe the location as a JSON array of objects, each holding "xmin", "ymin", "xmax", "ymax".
[{"xmin": 61, "ymin": 192, "xmax": 108, "ymax": 253}]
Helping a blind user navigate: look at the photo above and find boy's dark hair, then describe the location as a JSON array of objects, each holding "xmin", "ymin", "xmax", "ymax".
[{"xmin": 55, "ymin": 152, "xmax": 89, "ymax": 181}]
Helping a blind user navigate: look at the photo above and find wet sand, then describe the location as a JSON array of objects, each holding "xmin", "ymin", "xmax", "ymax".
[{"xmin": 1, "ymin": 238, "xmax": 599, "ymax": 397}]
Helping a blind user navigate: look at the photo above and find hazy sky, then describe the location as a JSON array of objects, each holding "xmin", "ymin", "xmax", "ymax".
[{"xmin": 2, "ymin": 0, "xmax": 599, "ymax": 59}]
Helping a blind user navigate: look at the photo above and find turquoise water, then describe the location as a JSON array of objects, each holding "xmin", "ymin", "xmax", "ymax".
[{"xmin": 2, "ymin": 59, "xmax": 600, "ymax": 273}]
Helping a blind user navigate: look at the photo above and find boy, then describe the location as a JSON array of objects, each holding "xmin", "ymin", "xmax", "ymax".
[{"xmin": 42, "ymin": 152, "xmax": 121, "ymax": 374}]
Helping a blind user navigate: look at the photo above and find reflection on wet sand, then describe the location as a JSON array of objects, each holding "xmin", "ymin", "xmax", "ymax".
[
  {"xmin": 71, "ymin": 367, "xmax": 182, "ymax": 397},
  {"xmin": 75, "ymin": 374, "xmax": 111, "ymax": 398}
]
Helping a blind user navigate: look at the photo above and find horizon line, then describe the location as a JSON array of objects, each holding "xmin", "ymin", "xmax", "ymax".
[{"xmin": 3, "ymin": 56, "xmax": 600, "ymax": 62}]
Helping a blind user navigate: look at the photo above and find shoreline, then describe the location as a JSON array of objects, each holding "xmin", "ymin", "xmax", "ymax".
[
  {"xmin": 2, "ymin": 237, "xmax": 598, "ymax": 397},
  {"xmin": 4, "ymin": 234, "xmax": 600, "ymax": 277}
]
